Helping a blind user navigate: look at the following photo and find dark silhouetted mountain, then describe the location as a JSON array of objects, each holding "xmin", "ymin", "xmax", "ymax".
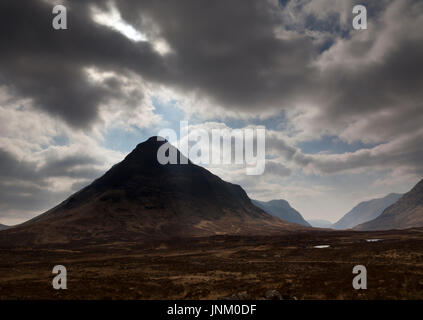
[
  {"xmin": 0, "ymin": 137, "xmax": 306, "ymax": 246},
  {"xmin": 0, "ymin": 224, "xmax": 8, "ymax": 231},
  {"xmin": 252, "ymin": 199, "xmax": 311, "ymax": 227},
  {"xmin": 307, "ymin": 219, "xmax": 333, "ymax": 228},
  {"xmin": 355, "ymin": 180, "xmax": 423, "ymax": 231},
  {"xmin": 332, "ymin": 193, "xmax": 402, "ymax": 230}
]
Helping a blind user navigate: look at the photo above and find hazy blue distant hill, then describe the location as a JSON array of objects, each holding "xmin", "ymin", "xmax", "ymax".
[
  {"xmin": 0, "ymin": 224, "xmax": 8, "ymax": 231},
  {"xmin": 355, "ymin": 180, "xmax": 423, "ymax": 231},
  {"xmin": 252, "ymin": 199, "xmax": 311, "ymax": 227},
  {"xmin": 332, "ymin": 193, "xmax": 402, "ymax": 230},
  {"xmin": 307, "ymin": 219, "xmax": 332, "ymax": 228}
]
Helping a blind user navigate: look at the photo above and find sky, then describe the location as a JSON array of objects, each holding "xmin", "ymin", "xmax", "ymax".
[{"xmin": 1, "ymin": 0, "xmax": 423, "ymax": 225}]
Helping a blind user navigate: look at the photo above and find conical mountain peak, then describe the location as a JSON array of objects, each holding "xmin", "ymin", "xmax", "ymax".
[
  {"xmin": 123, "ymin": 136, "xmax": 190, "ymax": 169},
  {"xmin": 0, "ymin": 136, "xmax": 305, "ymax": 246}
]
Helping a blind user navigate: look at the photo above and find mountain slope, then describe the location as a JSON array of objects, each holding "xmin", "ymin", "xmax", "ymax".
[
  {"xmin": 0, "ymin": 137, "xmax": 305, "ymax": 246},
  {"xmin": 332, "ymin": 193, "xmax": 402, "ymax": 230},
  {"xmin": 307, "ymin": 219, "xmax": 332, "ymax": 228},
  {"xmin": 355, "ymin": 180, "xmax": 423, "ymax": 231},
  {"xmin": 252, "ymin": 199, "xmax": 311, "ymax": 227},
  {"xmin": 0, "ymin": 224, "xmax": 8, "ymax": 231}
]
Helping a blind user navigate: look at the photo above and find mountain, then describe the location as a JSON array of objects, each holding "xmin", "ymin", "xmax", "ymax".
[
  {"xmin": 252, "ymin": 199, "xmax": 311, "ymax": 227},
  {"xmin": 355, "ymin": 180, "xmax": 423, "ymax": 231},
  {"xmin": 0, "ymin": 137, "xmax": 305, "ymax": 246},
  {"xmin": 331, "ymin": 193, "xmax": 402, "ymax": 230},
  {"xmin": 307, "ymin": 219, "xmax": 332, "ymax": 228},
  {"xmin": 0, "ymin": 224, "xmax": 8, "ymax": 231}
]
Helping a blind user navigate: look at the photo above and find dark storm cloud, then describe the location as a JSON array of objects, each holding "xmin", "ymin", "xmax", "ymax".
[
  {"xmin": 3, "ymin": 0, "xmax": 422, "ymax": 135},
  {"xmin": 0, "ymin": 0, "xmax": 165, "ymax": 128},
  {"xmin": 116, "ymin": 0, "xmax": 319, "ymax": 110},
  {"xmin": 38, "ymin": 154, "xmax": 104, "ymax": 179},
  {"xmin": 0, "ymin": 149, "xmax": 39, "ymax": 181},
  {"xmin": 0, "ymin": 180, "xmax": 67, "ymax": 213},
  {"xmin": 314, "ymin": 29, "xmax": 423, "ymax": 141},
  {"xmin": 0, "ymin": 0, "xmax": 323, "ymax": 128},
  {"xmin": 114, "ymin": 0, "xmax": 423, "ymax": 143},
  {"xmin": 304, "ymin": 130, "xmax": 423, "ymax": 176},
  {"xmin": 0, "ymin": 148, "xmax": 104, "ymax": 183},
  {"xmin": 0, "ymin": 147, "xmax": 104, "ymax": 213}
]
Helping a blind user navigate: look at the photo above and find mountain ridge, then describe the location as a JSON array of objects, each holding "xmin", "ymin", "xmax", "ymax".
[
  {"xmin": 307, "ymin": 219, "xmax": 333, "ymax": 228},
  {"xmin": 332, "ymin": 193, "xmax": 403, "ymax": 230},
  {"xmin": 355, "ymin": 179, "xmax": 423, "ymax": 231},
  {"xmin": 252, "ymin": 199, "xmax": 311, "ymax": 227}
]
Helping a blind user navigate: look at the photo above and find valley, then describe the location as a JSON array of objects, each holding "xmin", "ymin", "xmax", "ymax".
[{"xmin": 0, "ymin": 228, "xmax": 422, "ymax": 300}]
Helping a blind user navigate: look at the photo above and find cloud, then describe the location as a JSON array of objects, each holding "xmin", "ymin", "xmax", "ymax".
[
  {"xmin": 114, "ymin": 0, "xmax": 423, "ymax": 150},
  {"xmin": 2, "ymin": 0, "xmax": 422, "ymax": 144},
  {"xmin": 116, "ymin": 0, "xmax": 320, "ymax": 115},
  {"xmin": 0, "ymin": 95, "xmax": 125, "ymax": 224},
  {"xmin": 0, "ymin": 0, "xmax": 165, "ymax": 128},
  {"xmin": 0, "ymin": 145, "xmax": 110, "ymax": 214},
  {"xmin": 289, "ymin": 0, "xmax": 423, "ymax": 144},
  {"xmin": 301, "ymin": 129, "xmax": 423, "ymax": 176}
]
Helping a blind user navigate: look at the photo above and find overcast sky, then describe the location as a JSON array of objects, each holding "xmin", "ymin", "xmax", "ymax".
[{"xmin": 1, "ymin": 0, "xmax": 422, "ymax": 225}]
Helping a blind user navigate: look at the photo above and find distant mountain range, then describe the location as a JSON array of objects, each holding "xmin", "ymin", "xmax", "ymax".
[
  {"xmin": 0, "ymin": 137, "xmax": 306, "ymax": 246},
  {"xmin": 252, "ymin": 199, "xmax": 311, "ymax": 227},
  {"xmin": 0, "ymin": 224, "xmax": 8, "ymax": 231},
  {"xmin": 355, "ymin": 179, "xmax": 423, "ymax": 231},
  {"xmin": 332, "ymin": 193, "xmax": 402, "ymax": 230},
  {"xmin": 307, "ymin": 219, "xmax": 332, "ymax": 228}
]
